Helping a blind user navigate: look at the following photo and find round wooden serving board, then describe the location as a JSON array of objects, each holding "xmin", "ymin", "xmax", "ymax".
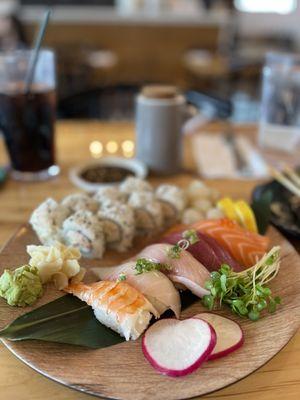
[{"xmin": 0, "ymin": 225, "xmax": 300, "ymax": 400}]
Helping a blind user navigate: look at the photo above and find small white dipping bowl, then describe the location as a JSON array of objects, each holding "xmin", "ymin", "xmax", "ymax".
[{"xmin": 69, "ymin": 157, "xmax": 148, "ymax": 192}]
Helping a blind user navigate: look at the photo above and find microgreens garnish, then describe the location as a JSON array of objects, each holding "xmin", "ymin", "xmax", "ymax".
[
  {"xmin": 202, "ymin": 246, "xmax": 281, "ymax": 321},
  {"xmin": 182, "ymin": 229, "xmax": 199, "ymax": 245},
  {"xmin": 134, "ymin": 258, "xmax": 171, "ymax": 275},
  {"xmin": 117, "ymin": 273, "xmax": 127, "ymax": 282},
  {"xmin": 167, "ymin": 244, "xmax": 182, "ymax": 259},
  {"xmin": 167, "ymin": 239, "xmax": 189, "ymax": 259}
]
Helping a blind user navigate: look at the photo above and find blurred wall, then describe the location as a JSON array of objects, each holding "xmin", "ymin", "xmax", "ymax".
[{"xmin": 237, "ymin": 6, "xmax": 300, "ymax": 46}]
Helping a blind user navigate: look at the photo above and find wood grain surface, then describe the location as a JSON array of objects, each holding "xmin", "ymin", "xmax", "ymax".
[
  {"xmin": 0, "ymin": 121, "xmax": 300, "ymax": 400},
  {"xmin": 0, "ymin": 224, "xmax": 300, "ymax": 400}
]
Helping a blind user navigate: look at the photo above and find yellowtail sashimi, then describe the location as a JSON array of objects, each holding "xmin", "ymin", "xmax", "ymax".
[
  {"xmin": 138, "ymin": 243, "xmax": 210, "ymax": 298},
  {"xmin": 92, "ymin": 261, "xmax": 181, "ymax": 318}
]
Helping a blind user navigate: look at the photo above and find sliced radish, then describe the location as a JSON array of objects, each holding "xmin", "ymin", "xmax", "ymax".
[
  {"xmin": 194, "ymin": 313, "xmax": 244, "ymax": 360},
  {"xmin": 142, "ymin": 318, "xmax": 216, "ymax": 377}
]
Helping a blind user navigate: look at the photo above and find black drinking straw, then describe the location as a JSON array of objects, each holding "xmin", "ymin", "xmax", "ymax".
[{"xmin": 24, "ymin": 9, "xmax": 52, "ymax": 95}]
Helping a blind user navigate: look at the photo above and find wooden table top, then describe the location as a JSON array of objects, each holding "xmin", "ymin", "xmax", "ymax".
[{"xmin": 0, "ymin": 121, "xmax": 299, "ymax": 400}]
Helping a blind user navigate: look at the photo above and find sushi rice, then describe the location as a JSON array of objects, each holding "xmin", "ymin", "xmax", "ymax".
[
  {"xmin": 93, "ymin": 186, "xmax": 127, "ymax": 208},
  {"xmin": 155, "ymin": 184, "xmax": 186, "ymax": 225},
  {"xmin": 156, "ymin": 184, "xmax": 186, "ymax": 212},
  {"xmin": 30, "ymin": 178, "xmax": 221, "ymax": 260},
  {"xmin": 66, "ymin": 280, "xmax": 159, "ymax": 340},
  {"xmin": 62, "ymin": 210, "xmax": 105, "ymax": 259},
  {"xmin": 128, "ymin": 191, "xmax": 163, "ymax": 235},
  {"xmin": 30, "ymin": 198, "xmax": 70, "ymax": 245},
  {"xmin": 61, "ymin": 193, "xmax": 99, "ymax": 213},
  {"xmin": 98, "ymin": 202, "xmax": 135, "ymax": 252},
  {"xmin": 120, "ymin": 177, "xmax": 153, "ymax": 195}
]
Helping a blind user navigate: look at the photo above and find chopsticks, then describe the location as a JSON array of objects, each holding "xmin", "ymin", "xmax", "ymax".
[{"xmin": 269, "ymin": 165, "xmax": 300, "ymax": 197}]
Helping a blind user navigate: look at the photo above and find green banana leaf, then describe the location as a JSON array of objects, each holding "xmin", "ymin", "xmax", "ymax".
[{"xmin": 0, "ymin": 292, "xmax": 198, "ymax": 349}]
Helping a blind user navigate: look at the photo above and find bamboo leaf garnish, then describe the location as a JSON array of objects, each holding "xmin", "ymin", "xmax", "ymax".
[
  {"xmin": 0, "ymin": 295, "xmax": 124, "ymax": 348},
  {"xmin": 0, "ymin": 291, "xmax": 198, "ymax": 348},
  {"xmin": 1, "ymin": 304, "xmax": 88, "ymax": 335}
]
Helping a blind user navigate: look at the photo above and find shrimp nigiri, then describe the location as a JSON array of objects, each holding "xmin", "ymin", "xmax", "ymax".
[
  {"xmin": 92, "ymin": 261, "xmax": 181, "ymax": 318},
  {"xmin": 138, "ymin": 243, "xmax": 210, "ymax": 298},
  {"xmin": 66, "ymin": 280, "xmax": 159, "ymax": 340}
]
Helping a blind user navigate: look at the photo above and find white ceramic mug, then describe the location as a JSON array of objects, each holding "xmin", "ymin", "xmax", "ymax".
[{"xmin": 135, "ymin": 90, "xmax": 187, "ymax": 174}]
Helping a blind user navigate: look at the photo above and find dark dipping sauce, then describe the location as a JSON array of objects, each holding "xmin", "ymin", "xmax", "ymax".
[{"xmin": 80, "ymin": 165, "xmax": 134, "ymax": 183}]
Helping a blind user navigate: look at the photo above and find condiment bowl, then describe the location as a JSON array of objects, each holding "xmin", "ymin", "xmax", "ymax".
[{"xmin": 69, "ymin": 157, "xmax": 148, "ymax": 192}]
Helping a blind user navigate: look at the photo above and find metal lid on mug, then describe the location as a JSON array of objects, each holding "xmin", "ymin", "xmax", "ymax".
[{"xmin": 141, "ymin": 85, "xmax": 179, "ymax": 99}]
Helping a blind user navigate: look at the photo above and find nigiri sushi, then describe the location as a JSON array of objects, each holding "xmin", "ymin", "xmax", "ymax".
[
  {"xmin": 65, "ymin": 280, "xmax": 158, "ymax": 340},
  {"xmin": 138, "ymin": 244, "xmax": 210, "ymax": 298},
  {"xmin": 162, "ymin": 231, "xmax": 242, "ymax": 272},
  {"xmin": 92, "ymin": 261, "xmax": 181, "ymax": 318},
  {"xmin": 62, "ymin": 210, "xmax": 105, "ymax": 258},
  {"xmin": 190, "ymin": 218, "xmax": 270, "ymax": 267}
]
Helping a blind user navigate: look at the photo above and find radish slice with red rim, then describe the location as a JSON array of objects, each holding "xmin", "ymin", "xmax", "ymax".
[
  {"xmin": 142, "ymin": 318, "xmax": 216, "ymax": 377},
  {"xmin": 194, "ymin": 313, "xmax": 244, "ymax": 360}
]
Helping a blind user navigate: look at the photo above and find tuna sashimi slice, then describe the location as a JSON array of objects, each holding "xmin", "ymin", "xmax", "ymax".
[{"xmin": 162, "ymin": 231, "xmax": 242, "ymax": 272}]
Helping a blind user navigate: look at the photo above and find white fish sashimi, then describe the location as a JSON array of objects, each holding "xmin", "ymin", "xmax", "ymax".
[
  {"xmin": 91, "ymin": 261, "xmax": 181, "ymax": 318},
  {"xmin": 138, "ymin": 243, "xmax": 210, "ymax": 298},
  {"xmin": 169, "ymin": 276, "xmax": 209, "ymax": 298}
]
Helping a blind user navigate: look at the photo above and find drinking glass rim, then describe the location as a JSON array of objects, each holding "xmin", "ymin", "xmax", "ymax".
[
  {"xmin": 0, "ymin": 48, "xmax": 55, "ymax": 61},
  {"xmin": 265, "ymin": 51, "xmax": 300, "ymax": 65}
]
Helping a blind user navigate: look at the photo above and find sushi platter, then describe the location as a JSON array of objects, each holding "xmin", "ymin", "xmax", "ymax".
[{"xmin": 0, "ymin": 177, "xmax": 300, "ymax": 400}]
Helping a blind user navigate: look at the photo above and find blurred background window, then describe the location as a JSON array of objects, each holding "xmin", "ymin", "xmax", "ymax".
[
  {"xmin": 21, "ymin": 1, "xmax": 115, "ymax": 5},
  {"xmin": 0, "ymin": 0, "xmax": 296, "ymax": 123},
  {"xmin": 0, "ymin": 0, "xmax": 27, "ymax": 51},
  {"xmin": 234, "ymin": 0, "xmax": 296, "ymax": 14}
]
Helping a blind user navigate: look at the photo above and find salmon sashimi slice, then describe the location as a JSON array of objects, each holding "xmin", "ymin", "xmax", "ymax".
[
  {"xmin": 66, "ymin": 281, "xmax": 159, "ymax": 340},
  {"xmin": 92, "ymin": 262, "xmax": 181, "ymax": 318},
  {"xmin": 138, "ymin": 243, "xmax": 210, "ymax": 298},
  {"xmin": 190, "ymin": 218, "xmax": 270, "ymax": 268}
]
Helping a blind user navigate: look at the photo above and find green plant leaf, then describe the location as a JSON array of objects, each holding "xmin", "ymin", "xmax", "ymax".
[
  {"xmin": 0, "ymin": 290, "xmax": 198, "ymax": 349},
  {"xmin": 0, "ymin": 295, "xmax": 124, "ymax": 348},
  {"xmin": 251, "ymin": 189, "xmax": 273, "ymax": 235},
  {"xmin": 0, "ymin": 167, "xmax": 7, "ymax": 187}
]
